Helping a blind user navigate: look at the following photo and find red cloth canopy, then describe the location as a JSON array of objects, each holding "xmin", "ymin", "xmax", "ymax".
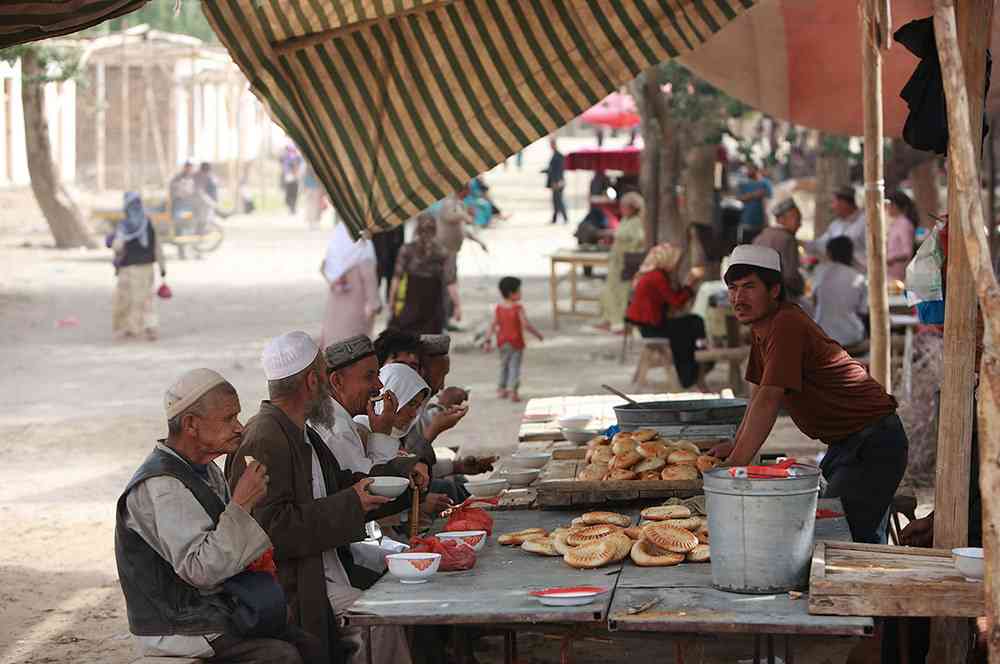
[{"xmin": 564, "ymin": 146, "xmax": 641, "ymax": 174}]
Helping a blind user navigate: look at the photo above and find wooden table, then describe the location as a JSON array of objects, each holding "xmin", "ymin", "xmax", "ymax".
[
  {"xmin": 549, "ymin": 249, "xmax": 610, "ymax": 329},
  {"xmin": 607, "ymin": 499, "xmax": 873, "ymax": 663}
]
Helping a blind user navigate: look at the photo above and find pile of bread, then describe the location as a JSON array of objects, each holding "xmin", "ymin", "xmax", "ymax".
[
  {"xmin": 498, "ymin": 502, "xmax": 710, "ymax": 569},
  {"xmin": 577, "ymin": 429, "xmax": 721, "ymax": 482}
]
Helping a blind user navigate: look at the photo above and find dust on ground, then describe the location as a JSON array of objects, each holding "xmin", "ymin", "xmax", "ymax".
[{"xmin": 0, "ymin": 137, "xmax": 819, "ymax": 664}]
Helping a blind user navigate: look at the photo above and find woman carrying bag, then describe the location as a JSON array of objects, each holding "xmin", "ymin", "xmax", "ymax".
[{"xmin": 111, "ymin": 192, "xmax": 167, "ymax": 341}]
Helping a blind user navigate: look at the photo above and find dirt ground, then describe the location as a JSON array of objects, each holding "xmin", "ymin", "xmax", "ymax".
[{"xmin": 0, "ymin": 137, "xmax": 823, "ymax": 664}]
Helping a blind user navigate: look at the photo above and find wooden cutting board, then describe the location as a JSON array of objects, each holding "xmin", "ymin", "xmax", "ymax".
[{"xmin": 808, "ymin": 541, "xmax": 984, "ymax": 617}]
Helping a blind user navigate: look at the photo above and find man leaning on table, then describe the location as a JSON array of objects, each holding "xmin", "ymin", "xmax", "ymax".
[{"xmin": 710, "ymin": 245, "xmax": 908, "ymax": 544}]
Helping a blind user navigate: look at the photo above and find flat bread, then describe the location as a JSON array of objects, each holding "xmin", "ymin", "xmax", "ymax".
[
  {"xmin": 580, "ymin": 511, "xmax": 631, "ymax": 528},
  {"xmin": 624, "ymin": 527, "xmax": 644, "ymax": 540},
  {"xmin": 630, "ymin": 539, "xmax": 685, "ymax": 567},
  {"xmin": 686, "ymin": 543, "xmax": 711, "ymax": 562},
  {"xmin": 552, "ymin": 530, "xmax": 574, "ymax": 556},
  {"xmin": 563, "ymin": 538, "xmax": 617, "ymax": 569},
  {"xmin": 611, "ymin": 438, "xmax": 638, "ymax": 455},
  {"xmin": 696, "ymin": 455, "xmax": 722, "ymax": 474},
  {"xmin": 696, "ymin": 526, "xmax": 711, "ymax": 545},
  {"xmin": 643, "ymin": 523, "xmax": 699, "ymax": 553},
  {"xmin": 636, "ymin": 441, "xmax": 671, "ymax": 459},
  {"xmin": 661, "ymin": 465, "xmax": 700, "ymax": 481},
  {"xmin": 591, "ymin": 447, "xmax": 614, "ymax": 465},
  {"xmin": 641, "ymin": 505, "xmax": 692, "ymax": 521},
  {"xmin": 608, "ymin": 532, "xmax": 633, "ymax": 562},
  {"xmin": 521, "ymin": 538, "xmax": 561, "ymax": 557},
  {"xmin": 665, "ymin": 516, "xmax": 705, "ymax": 532},
  {"xmin": 638, "ymin": 470, "xmax": 662, "ymax": 481},
  {"xmin": 498, "ymin": 528, "xmax": 547, "ymax": 545},
  {"xmin": 667, "ymin": 449, "xmax": 699, "ymax": 466},
  {"xmin": 611, "ymin": 432, "xmax": 637, "ymax": 445},
  {"xmin": 577, "ymin": 465, "xmax": 608, "ymax": 481},
  {"xmin": 588, "ymin": 435, "xmax": 610, "ymax": 447},
  {"xmin": 606, "ymin": 468, "xmax": 637, "ymax": 481},
  {"xmin": 612, "ymin": 450, "xmax": 643, "ymax": 469},
  {"xmin": 631, "ymin": 429, "xmax": 658, "ymax": 442},
  {"xmin": 566, "ymin": 524, "xmax": 621, "ymax": 547},
  {"xmin": 633, "ymin": 457, "xmax": 666, "ymax": 473}
]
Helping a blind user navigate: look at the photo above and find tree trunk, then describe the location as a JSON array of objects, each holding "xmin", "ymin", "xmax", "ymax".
[
  {"xmin": 658, "ymin": 119, "xmax": 683, "ymax": 246},
  {"xmin": 682, "ymin": 144, "xmax": 717, "ymax": 229},
  {"xmin": 633, "ymin": 73, "xmax": 660, "ymax": 249},
  {"xmin": 21, "ymin": 50, "xmax": 95, "ymax": 249},
  {"xmin": 814, "ymin": 143, "xmax": 850, "ymax": 239}
]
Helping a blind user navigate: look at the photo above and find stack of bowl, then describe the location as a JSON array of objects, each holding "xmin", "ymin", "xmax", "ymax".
[{"xmin": 558, "ymin": 414, "xmax": 595, "ymax": 444}]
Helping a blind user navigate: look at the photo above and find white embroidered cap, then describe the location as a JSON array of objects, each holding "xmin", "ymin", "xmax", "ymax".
[
  {"xmin": 725, "ymin": 244, "xmax": 782, "ymax": 277},
  {"xmin": 164, "ymin": 368, "xmax": 228, "ymax": 419},
  {"xmin": 262, "ymin": 331, "xmax": 319, "ymax": 381}
]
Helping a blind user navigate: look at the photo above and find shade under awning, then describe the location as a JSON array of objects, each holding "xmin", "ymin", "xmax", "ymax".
[
  {"xmin": 0, "ymin": 1, "xmax": 150, "ymax": 49},
  {"xmin": 203, "ymin": 0, "xmax": 757, "ymax": 235}
]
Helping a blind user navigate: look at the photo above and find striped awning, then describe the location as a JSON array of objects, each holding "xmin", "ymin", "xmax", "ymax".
[
  {"xmin": 0, "ymin": 1, "xmax": 150, "ymax": 49},
  {"xmin": 204, "ymin": 0, "xmax": 756, "ymax": 235}
]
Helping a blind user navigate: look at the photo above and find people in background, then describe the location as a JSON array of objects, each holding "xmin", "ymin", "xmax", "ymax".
[
  {"xmin": 373, "ymin": 328, "xmax": 422, "ymax": 370},
  {"xmin": 168, "ymin": 161, "xmax": 196, "ymax": 259},
  {"xmin": 736, "ymin": 164, "xmax": 772, "ymax": 244},
  {"xmin": 484, "ymin": 276, "xmax": 544, "ymax": 402},
  {"xmin": 465, "ymin": 175, "xmax": 509, "ymax": 227},
  {"xmin": 545, "ymin": 137, "xmax": 568, "ymax": 225},
  {"xmin": 597, "ymin": 191, "xmax": 646, "ymax": 333},
  {"xmin": 301, "ymin": 163, "xmax": 325, "ymax": 229},
  {"xmin": 319, "ymin": 223, "xmax": 380, "ymax": 347},
  {"xmin": 812, "ymin": 236, "xmax": 868, "ymax": 348},
  {"xmin": 886, "ymin": 190, "xmax": 918, "ymax": 281},
  {"xmin": 371, "ymin": 226, "xmax": 405, "ymax": 301},
  {"xmin": 808, "ymin": 185, "xmax": 868, "ymax": 273},
  {"xmin": 388, "ymin": 213, "xmax": 460, "ymax": 336},
  {"xmin": 280, "ymin": 145, "xmax": 303, "ymax": 215},
  {"xmin": 625, "ymin": 243, "xmax": 707, "ymax": 390},
  {"xmin": 753, "ymin": 197, "xmax": 805, "ymax": 300},
  {"xmin": 111, "ymin": 192, "xmax": 166, "ymax": 342}
]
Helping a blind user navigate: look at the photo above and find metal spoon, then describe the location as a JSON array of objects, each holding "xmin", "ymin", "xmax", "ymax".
[{"xmin": 601, "ymin": 384, "xmax": 652, "ymax": 409}]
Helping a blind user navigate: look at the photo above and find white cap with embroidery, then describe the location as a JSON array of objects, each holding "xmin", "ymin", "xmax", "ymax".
[{"xmin": 262, "ymin": 331, "xmax": 319, "ymax": 381}]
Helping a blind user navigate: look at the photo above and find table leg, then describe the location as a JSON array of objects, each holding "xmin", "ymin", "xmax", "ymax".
[
  {"xmin": 903, "ymin": 325, "xmax": 914, "ymax": 401},
  {"xmin": 511, "ymin": 630, "xmax": 518, "ymax": 663},
  {"xmin": 767, "ymin": 635, "xmax": 775, "ymax": 663},
  {"xmin": 551, "ymin": 258, "xmax": 560, "ymax": 330},
  {"xmin": 503, "ymin": 630, "xmax": 512, "ymax": 664},
  {"xmin": 570, "ymin": 261, "xmax": 579, "ymax": 315},
  {"xmin": 674, "ymin": 639, "xmax": 686, "ymax": 664},
  {"xmin": 366, "ymin": 626, "xmax": 374, "ymax": 664},
  {"xmin": 784, "ymin": 635, "xmax": 794, "ymax": 664},
  {"xmin": 560, "ymin": 634, "xmax": 573, "ymax": 664},
  {"xmin": 753, "ymin": 634, "xmax": 761, "ymax": 664}
]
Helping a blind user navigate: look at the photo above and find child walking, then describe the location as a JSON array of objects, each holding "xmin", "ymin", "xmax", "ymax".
[{"xmin": 485, "ymin": 277, "xmax": 543, "ymax": 402}]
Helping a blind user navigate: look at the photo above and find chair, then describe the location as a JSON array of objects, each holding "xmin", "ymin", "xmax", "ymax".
[
  {"xmin": 632, "ymin": 337, "xmax": 680, "ymax": 390},
  {"xmin": 888, "ymin": 494, "xmax": 918, "ymax": 546}
]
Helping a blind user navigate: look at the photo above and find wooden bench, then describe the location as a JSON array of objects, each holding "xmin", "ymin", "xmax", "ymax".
[
  {"xmin": 695, "ymin": 345, "xmax": 750, "ymax": 395},
  {"xmin": 631, "ymin": 338, "xmax": 679, "ymax": 390}
]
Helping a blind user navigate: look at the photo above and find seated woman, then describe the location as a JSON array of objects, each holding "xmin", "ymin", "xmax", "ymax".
[
  {"xmin": 625, "ymin": 243, "xmax": 707, "ymax": 390},
  {"xmin": 597, "ymin": 191, "xmax": 646, "ymax": 332},
  {"xmin": 811, "ymin": 235, "xmax": 868, "ymax": 348}
]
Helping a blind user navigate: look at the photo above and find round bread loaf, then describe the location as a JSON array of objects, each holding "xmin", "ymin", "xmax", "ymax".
[
  {"xmin": 696, "ymin": 454, "xmax": 721, "ymax": 474},
  {"xmin": 607, "ymin": 468, "xmax": 638, "ymax": 481},
  {"xmin": 631, "ymin": 429, "xmax": 658, "ymax": 442},
  {"xmin": 660, "ymin": 465, "xmax": 700, "ymax": 481},
  {"xmin": 686, "ymin": 543, "xmax": 711, "ymax": 562},
  {"xmin": 630, "ymin": 539, "xmax": 685, "ymax": 566},
  {"xmin": 498, "ymin": 528, "xmax": 547, "ymax": 545},
  {"xmin": 641, "ymin": 505, "xmax": 692, "ymax": 521},
  {"xmin": 633, "ymin": 457, "xmax": 666, "ymax": 473},
  {"xmin": 521, "ymin": 538, "xmax": 560, "ymax": 556},
  {"xmin": 643, "ymin": 523, "xmax": 699, "ymax": 553},
  {"xmin": 667, "ymin": 449, "xmax": 699, "ymax": 466},
  {"xmin": 563, "ymin": 538, "xmax": 617, "ymax": 569},
  {"xmin": 611, "ymin": 438, "xmax": 638, "ymax": 455},
  {"xmin": 566, "ymin": 524, "xmax": 621, "ymax": 546},
  {"xmin": 580, "ymin": 511, "xmax": 631, "ymax": 527}
]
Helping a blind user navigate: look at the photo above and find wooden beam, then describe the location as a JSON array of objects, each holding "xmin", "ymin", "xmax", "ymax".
[
  {"xmin": 95, "ymin": 62, "xmax": 106, "ymax": 191},
  {"xmin": 929, "ymin": 1, "xmax": 995, "ymax": 663},
  {"xmin": 860, "ymin": 0, "xmax": 891, "ymax": 391},
  {"xmin": 120, "ymin": 25, "xmax": 130, "ymax": 190}
]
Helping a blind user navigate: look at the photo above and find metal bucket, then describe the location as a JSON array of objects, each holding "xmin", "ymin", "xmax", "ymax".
[
  {"xmin": 703, "ymin": 466, "xmax": 820, "ymax": 593},
  {"xmin": 614, "ymin": 398, "xmax": 748, "ymax": 429}
]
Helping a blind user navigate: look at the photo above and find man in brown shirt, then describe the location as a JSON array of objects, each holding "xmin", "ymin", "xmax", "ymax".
[{"xmin": 712, "ymin": 245, "xmax": 908, "ymax": 544}]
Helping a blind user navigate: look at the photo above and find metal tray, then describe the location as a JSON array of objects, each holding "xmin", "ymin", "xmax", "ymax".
[{"xmin": 614, "ymin": 398, "xmax": 748, "ymax": 428}]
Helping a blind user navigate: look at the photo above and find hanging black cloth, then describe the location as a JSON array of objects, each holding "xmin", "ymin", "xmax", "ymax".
[{"xmin": 895, "ymin": 16, "xmax": 991, "ymax": 155}]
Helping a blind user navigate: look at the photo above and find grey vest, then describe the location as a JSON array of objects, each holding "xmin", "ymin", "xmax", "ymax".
[{"xmin": 114, "ymin": 447, "xmax": 234, "ymax": 636}]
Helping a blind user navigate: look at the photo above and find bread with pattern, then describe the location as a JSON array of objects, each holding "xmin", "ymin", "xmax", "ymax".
[
  {"xmin": 563, "ymin": 538, "xmax": 617, "ymax": 569},
  {"xmin": 629, "ymin": 539, "xmax": 685, "ymax": 566},
  {"xmin": 643, "ymin": 523, "xmax": 699, "ymax": 553},
  {"xmin": 579, "ymin": 511, "xmax": 631, "ymax": 527}
]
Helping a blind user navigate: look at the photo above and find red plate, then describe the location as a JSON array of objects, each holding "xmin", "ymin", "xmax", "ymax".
[{"xmin": 529, "ymin": 586, "xmax": 607, "ymax": 597}]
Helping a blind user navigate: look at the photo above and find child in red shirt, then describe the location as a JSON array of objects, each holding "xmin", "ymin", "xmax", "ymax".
[{"xmin": 484, "ymin": 277, "xmax": 543, "ymax": 401}]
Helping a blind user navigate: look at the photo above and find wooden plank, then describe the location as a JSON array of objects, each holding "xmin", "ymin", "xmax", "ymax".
[
  {"xmin": 808, "ymin": 541, "xmax": 984, "ymax": 617},
  {"xmin": 344, "ymin": 510, "xmax": 630, "ymax": 627}
]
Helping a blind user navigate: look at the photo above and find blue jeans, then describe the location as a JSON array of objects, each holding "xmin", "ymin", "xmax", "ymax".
[{"xmin": 498, "ymin": 344, "xmax": 523, "ymax": 391}]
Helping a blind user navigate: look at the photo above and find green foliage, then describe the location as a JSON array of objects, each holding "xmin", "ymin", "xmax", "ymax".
[
  {"xmin": 651, "ymin": 62, "xmax": 747, "ymax": 146},
  {"xmin": 84, "ymin": 0, "xmax": 216, "ymax": 42},
  {"xmin": 0, "ymin": 43, "xmax": 83, "ymax": 83},
  {"xmin": 821, "ymin": 134, "xmax": 854, "ymax": 158}
]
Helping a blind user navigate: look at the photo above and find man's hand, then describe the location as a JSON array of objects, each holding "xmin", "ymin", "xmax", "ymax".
[
  {"xmin": 900, "ymin": 514, "xmax": 934, "ymax": 548},
  {"xmin": 411, "ymin": 462, "xmax": 430, "ymax": 490},
  {"xmin": 456, "ymin": 455, "xmax": 498, "ymax": 475},
  {"xmin": 429, "ymin": 405, "xmax": 468, "ymax": 440},
  {"xmin": 233, "ymin": 460, "xmax": 269, "ymax": 512},
  {"xmin": 352, "ymin": 478, "xmax": 392, "ymax": 512},
  {"xmin": 367, "ymin": 390, "xmax": 399, "ymax": 435},
  {"xmin": 438, "ymin": 387, "xmax": 469, "ymax": 407},
  {"xmin": 452, "ymin": 303, "xmax": 463, "ymax": 321},
  {"xmin": 422, "ymin": 492, "xmax": 453, "ymax": 515},
  {"xmin": 708, "ymin": 441, "xmax": 735, "ymax": 459}
]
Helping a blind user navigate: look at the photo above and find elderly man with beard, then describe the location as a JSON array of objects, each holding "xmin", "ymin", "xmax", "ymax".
[
  {"xmin": 116, "ymin": 369, "xmax": 325, "ymax": 663},
  {"xmin": 227, "ymin": 331, "xmax": 424, "ymax": 663}
]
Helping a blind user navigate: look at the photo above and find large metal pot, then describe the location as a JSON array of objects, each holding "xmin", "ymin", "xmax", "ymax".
[
  {"xmin": 614, "ymin": 398, "xmax": 747, "ymax": 429},
  {"xmin": 703, "ymin": 465, "xmax": 820, "ymax": 593}
]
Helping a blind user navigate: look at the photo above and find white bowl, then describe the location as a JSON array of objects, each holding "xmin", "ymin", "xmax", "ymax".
[
  {"xmin": 385, "ymin": 552, "xmax": 442, "ymax": 583},
  {"xmin": 368, "ymin": 476, "xmax": 410, "ymax": 498},
  {"xmin": 529, "ymin": 585, "xmax": 608, "ymax": 607},
  {"xmin": 509, "ymin": 452, "xmax": 552, "ymax": 469},
  {"xmin": 558, "ymin": 415, "xmax": 592, "ymax": 429},
  {"xmin": 437, "ymin": 530, "xmax": 488, "ymax": 552},
  {"xmin": 464, "ymin": 478, "xmax": 509, "ymax": 497},
  {"xmin": 953, "ymin": 547, "xmax": 984, "ymax": 581},
  {"xmin": 501, "ymin": 468, "xmax": 540, "ymax": 488},
  {"xmin": 560, "ymin": 428, "xmax": 595, "ymax": 444}
]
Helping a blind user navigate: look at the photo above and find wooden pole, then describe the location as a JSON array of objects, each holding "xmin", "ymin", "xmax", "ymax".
[
  {"xmin": 95, "ymin": 62, "xmax": 106, "ymax": 192},
  {"xmin": 860, "ymin": 0, "xmax": 891, "ymax": 391},
  {"xmin": 120, "ymin": 24, "xmax": 130, "ymax": 190},
  {"xmin": 409, "ymin": 485, "xmax": 420, "ymax": 541},
  {"xmin": 929, "ymin": 1, "xmax": 995, "ymax": 662}
]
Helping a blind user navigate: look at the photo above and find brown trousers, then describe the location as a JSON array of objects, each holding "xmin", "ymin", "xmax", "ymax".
[{"xmin": 207, "ymin": 625, "xmax": 326, "ymax": 664}]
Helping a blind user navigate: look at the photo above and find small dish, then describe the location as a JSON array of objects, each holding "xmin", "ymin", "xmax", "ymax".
[
  {"xmin": 368, "ymin": 476, "xmax": 410, "ymax": 498},
  {"xmin": 558, "ymin": 415, "xmax": 592, "ymax": 429},
  {"xmin": 464, "ymin": 478, "xmax": 509, "ymax": 497},
  {"xmin": 529, "ymin": 585, "xmax": 608, "ymax": 607},
  {"xmin": 385, "ymin": 552, "xmax": 442, "ymax": 583},
  {"xmin": 509, "ymin": 452, "xmax": 552, "ymax": 469},
  {"xmin": 500, "ymin": 468, "xmax": 540, "ymax": 488},
  {"xmin": 560, "ymin": 428, "xmax": 595, "ymax": 444},
  {"xmin": 437, "ymin": 530, "xmax": 487, "ymax": 552},
  {"xmin": 953, "ymin": 547, "xmax": 984, "ymax": 581}
]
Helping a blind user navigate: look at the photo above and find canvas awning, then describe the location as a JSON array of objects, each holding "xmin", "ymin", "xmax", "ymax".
[
  {"xmin": 0, "ymin": 1, "xmax": 150, "ymax": 49},
  {"xmin": 203, "ymin": 0, "xmax": 757, "ymax": 235}
]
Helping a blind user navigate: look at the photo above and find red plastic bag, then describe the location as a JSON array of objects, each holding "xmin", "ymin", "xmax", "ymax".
[
  {"xmin": 408, "ymin": 536, "xmax": 477, "ymax": 571},
  {"xmin": 443, "ymin": 497, "xmax": 496, "ymax": 535},
  {"xmin": 246, "ymin": 547, "xmax": 277, "ymax": 579},
  {"xmin": 157, "ymin": 283, "xmax": 173, "ymax": 299}
]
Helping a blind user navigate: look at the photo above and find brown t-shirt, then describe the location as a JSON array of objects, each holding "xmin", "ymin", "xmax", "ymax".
[{"xmin": 745, "ymin": 303, "xmax": 897, "ymax": 443}]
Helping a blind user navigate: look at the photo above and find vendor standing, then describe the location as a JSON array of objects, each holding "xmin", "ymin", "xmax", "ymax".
[{"xmin": 712, "ymin": 245, "xmax": 908, "ymax": 544}]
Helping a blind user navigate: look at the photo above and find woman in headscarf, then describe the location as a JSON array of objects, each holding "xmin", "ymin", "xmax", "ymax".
[
  {"xmin": 319, "ymin": 221, "xmax": 381, "ymax": 347},
  {"xmin": 111, "ymin": 192, "xmax": 166, "ymax": 341},
  {"xmin": 886, "ymin": 190, "xmax": 919, "ymax": 281},
  {"xmin": 625, "ymin": 243, "xmax": 707, "ymax": 389},
  {"xmin": 353, "ymin": 363, "xmax": 432, "ymax": 446},
  {"xmin": 598, "ymin": 191, "xmax": 646, "ymax": 332},
  {"xmin": 388, "ymin": 212, "xmax": 460, "ymax": 335}
]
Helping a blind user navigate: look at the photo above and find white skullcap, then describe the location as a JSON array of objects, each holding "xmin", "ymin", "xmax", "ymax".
[
  {"xmin": 164, "ymin": 368, "xmax": 228, "ymax": 419},
  {"xmin": 725, "ymin": 245, "xmax": 782, "ymax": 278},
  {"xmin": 262, "ymin": 331, "xmax": 319, "ymax": 381}
]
